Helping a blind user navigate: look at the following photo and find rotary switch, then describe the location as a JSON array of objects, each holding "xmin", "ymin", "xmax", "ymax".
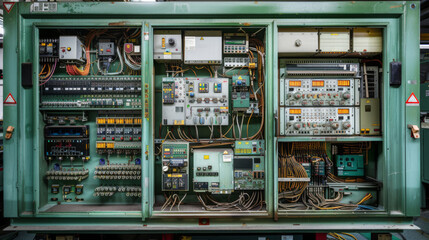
[
  {"xmin": 294, "ymin": 123, "xmax": 301, "ymax": 130},
  {"xmin": 168, "ymin": 38, "xmax": 175, "ymax": 46},
  {"xmin": 331, "ymin": 122, "xmax": 340, "ymax": 130},
  {"xmin": 343, "ymin": 122, "xmax": 351, "ymax": 129},
  {"xmin": 342, "ymin": 92, "xmax": 351, "ymax": 99}
]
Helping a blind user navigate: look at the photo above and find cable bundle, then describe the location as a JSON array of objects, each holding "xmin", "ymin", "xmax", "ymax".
[{"xmin": 197, "ymin": 191, "xmax": 264, "ymax": 211}]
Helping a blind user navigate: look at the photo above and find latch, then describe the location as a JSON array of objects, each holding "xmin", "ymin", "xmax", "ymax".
[
  {"xmin": 407, "ymin": 124, "xmax": 420, "ymax": 139},
  {"xmin": 5, "ymin": 126, "xmax": 15, "ymax": 140}
]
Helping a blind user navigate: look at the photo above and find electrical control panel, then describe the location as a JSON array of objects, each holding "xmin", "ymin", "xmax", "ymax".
[
  {"xmin": 40, "ymin": 76, "xmax": 142, "ymax": 109},
  {"xmin": 360, "ymin": 98, "xmax": 381, "ymax": 135},
  {"xmin": 234, "ymin": 140, "xmax": 265, "ymax": 156},
  {"xmin": 162, "ymin": 142, "xmax": 190, "ymax": 191},
  {"xmin": 223, "ymin": 33, "xmax": 249, "ymax": 54},
  {"xmin": 59, "ymin": 36, "xmax": 84, "ymax": 62},
  {"xmin": 233, "ymin": 156, "xmax": 264, "ymax": 190},
  {"xmin": 184, "ymin": 31, "xmax": 222, "ymax": 64},
  {"xmin": 154, "ymin": 30, "xmax": 182, "ymax": 61},
  {"xmin": 162, "ymin": 77, "xmax": 229, "ymax": 126},
  {"xmin": 280, "ymin": 79, "xmax": 359, "ymax": 106},
  {"xmin": 336, "ymin": 155, "xmax": 364, "ymax": 176},
  {"xmin": 98, "ymin": 41, "xmax": 115, "ymax": 57},
  {"xmin": 279, "ymin": 107, "xmax": 359, "ymax": 135},
  {"xmin": 193, "ymin": 148, "xmax": 234, "ymax": 194}
]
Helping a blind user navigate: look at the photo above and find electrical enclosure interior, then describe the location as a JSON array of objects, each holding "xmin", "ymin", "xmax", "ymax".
[{"xmin": 2, "ymin": 1, "xmax": 421, "ymax": 232}]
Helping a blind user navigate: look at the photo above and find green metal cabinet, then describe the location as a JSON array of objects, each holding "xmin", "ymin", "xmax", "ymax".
[{"xmin": 2, "ymin": 1, "xmax": 421, "ymax": 232}]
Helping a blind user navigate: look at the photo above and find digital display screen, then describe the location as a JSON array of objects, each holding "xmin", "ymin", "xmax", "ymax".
[
  {"xmin": 312, "ymin": 80, "xmax": 324, "ymax": 87},
  {"xmin": 289, "ymin": 81, "xmax": 302, "ymax": 87},
  {"xmin": 338, "ymin": 109, "xmax": 350, "ymax": 114},
  {"xmin": 338, "ymin": 80, "xmax": 350, "ymax": 86},
  {"xmin": 289, "ymin": 109, "xmax": 302, "ymax": 114},
  {"xmin": 226, "ymin": 39, "xmax": 246, "ymax": 45}
]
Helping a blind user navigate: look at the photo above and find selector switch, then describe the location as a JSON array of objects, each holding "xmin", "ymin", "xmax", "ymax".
[
  {"xmin": 331, "ymin": 122, "xmax": 340, "ymax": 130},
  {"xmin": 343, "ymin": 122, "xmax": 351, "ymax": 129},
  {"xmin": 294, "ymin": 123, "xmax": 301, "ymax": 130},
  {"xmin": 342, "ymin": 92, "xmax": 351, "ymax": 99},
  {"xmin": 168, "ymin": 38, "xmax": 175, "ymax": 46}
]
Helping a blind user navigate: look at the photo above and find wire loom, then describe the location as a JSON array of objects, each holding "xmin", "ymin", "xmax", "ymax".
[{"xmin": 278, "ymin": 143, "xmax": 373, "ymax": 210}]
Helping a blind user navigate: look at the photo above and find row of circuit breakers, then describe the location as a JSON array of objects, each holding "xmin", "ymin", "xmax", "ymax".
[{"xmin": 161, "ymin": 141, "xmax": 265, "ymax": 193}]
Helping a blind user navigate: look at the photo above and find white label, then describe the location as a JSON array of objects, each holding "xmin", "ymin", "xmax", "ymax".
[
  {"xmin": 281, "ymin": 236, "xmax": 293, "ymax": 240},
  {"xmin": 185, "ymin": 37, "xmax": 196, "ymax": 50},
  {"xmin": 223, "ymin": 155, "xmax": 232, "ymax": 162},
  {"xmin": 164, "ymin": 54, "xmax": 172, "ymax": 59},
  {"xmin": 31, "ymin": 3, "xmax": 57, "ymax": 13},
  {"xmin": 134, "ymin": 45, "xmax": 141, "ymax": 53}
]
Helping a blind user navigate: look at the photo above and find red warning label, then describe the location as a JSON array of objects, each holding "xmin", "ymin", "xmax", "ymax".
[
  {"xmin": 3, "ymin": 2, "xmax": 15, "ymax": 14},
  {"xmin": 3, "ymin": 93, "xmax": 17, "ymax": 105},
  {"xmin": 406, "ymin": 92, "xmax": 419, "ymax": 106}
]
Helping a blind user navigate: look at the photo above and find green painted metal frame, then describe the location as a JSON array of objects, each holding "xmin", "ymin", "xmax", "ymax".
[{"xmin": 2, "ymin": 1, "xmax": 421, "ymax": 231}]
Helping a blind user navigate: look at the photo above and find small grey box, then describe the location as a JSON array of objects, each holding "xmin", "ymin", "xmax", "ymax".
[
  {"xmin": 184, "ymin": 31, "xmax": 222, "ymax": 64},
  {"xmin": 154, "ymin": 30, "xmax": 182, "ymax": 61},
  {"xmin": 278, "ymin": 29, "xmax": 318, "ymax": 55},
  {"xmin": 59, "ymin": 36, "xmax": 84, "ymax": 62},
  {"xmin": 98, "ymin": 41, "xmax": 115, "ymax": 57}
]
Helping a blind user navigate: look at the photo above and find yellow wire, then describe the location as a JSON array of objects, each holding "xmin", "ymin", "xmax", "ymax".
[
  {"xmin": 246, "ymin": 110, "xmax": 254, "ymax": 137},
  {"xmin": 340, "ymin": 233, "xmax": 357, "ymax": 240},
  {"xmin": 39, "ymin": 64, "xmax": 47, "ymax": 76}
]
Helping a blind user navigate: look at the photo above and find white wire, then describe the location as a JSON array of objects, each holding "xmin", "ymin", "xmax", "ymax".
[
  {"xmin": 123, "ymin": 48, "xmax": 141, "ymax": 71},
  {"xmin": 105, "ymin": 46, "xmax": 124, "ymax": 75}
]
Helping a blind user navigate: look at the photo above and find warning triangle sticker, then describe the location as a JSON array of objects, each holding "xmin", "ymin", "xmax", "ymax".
[
  {"xmin": 406, "ymin": 92, "xmax": 419, "ymax": 105},
  {"xmin": 3, "ymin": 2, "xmax": 15, "ymax": 14},
  {"xmin": 4, "ymin": 93, "xmax": 16, "ymax": 105}
]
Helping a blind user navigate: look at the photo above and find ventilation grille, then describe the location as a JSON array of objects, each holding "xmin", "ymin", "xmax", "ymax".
[
  {"xmin": 361, "ymin": 66, "xmax": 379, "ymax": 98},
  {"xmin": 281, "ymin": 58, "xmax": 359, "ymax": 64},
  {"xmin": 286, "ymin": 70, "xmax": 356, "ymax": 77}
]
